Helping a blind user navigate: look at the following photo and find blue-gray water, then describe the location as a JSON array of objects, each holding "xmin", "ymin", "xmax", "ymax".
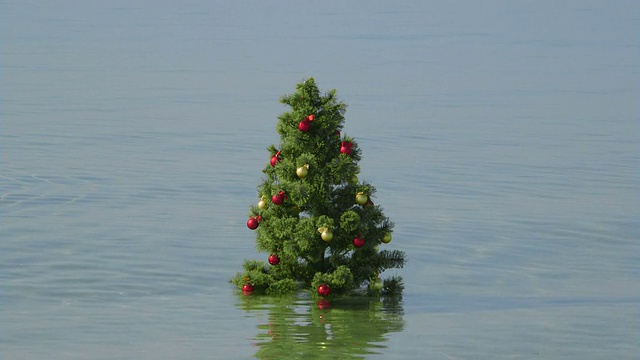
[{"xmin": 2, "ymin": 1, "xmax": 638, "ymax": 359}]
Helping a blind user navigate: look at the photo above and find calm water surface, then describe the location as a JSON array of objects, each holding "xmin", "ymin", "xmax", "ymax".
[{"xmin": 2, "ymin": 1, "xmax": 639, "ymax": 359}]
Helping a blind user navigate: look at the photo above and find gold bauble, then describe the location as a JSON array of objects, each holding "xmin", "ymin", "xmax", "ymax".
[
  {"xmin": 355, "ymin": 192, "xmax": 368, "ymax": 205},
  {"xmin": 318, "ymin": 227, "xmax": 333, "ymax": 242},
  {"xmin": 258, "ymin": 196, "xmax": 267, "ymax": 210},
  {"xmin": 296, "ymin": 164, "xmax": 309, "ymax": 178},
  {"xmin": 369, "ymin": 277, "xmax": 384, "ymax": 291}
]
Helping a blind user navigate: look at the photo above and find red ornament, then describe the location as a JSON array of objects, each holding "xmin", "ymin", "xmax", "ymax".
[
  {"xmin": 317, "ymin": 299, "xmax": 330, "ymax": 309},
  {"xmin": 270, "ymin": 151, "xmax": 281, "ymax": 167},
  {"xmin": 307, "ymin": 114, "xmax": 315, "ymax": 121},
  {"xmin": 272, "ymin": 191, "xmax": 285, "ymax": 205},
  {"xmin": 247, "ymin": 217, "xmax": 259, "ymax": 230},
  {"xmin": 268, "ymin": 254, "xmax": 280, "ymax": 265},
  {"xmin": 353, "ymin": 236, "xmax": 365, "ymax": 248},
  {"xmin": 317, "ymin": 283, "xmax": 331, "ymax": 297},
  {"xmin": 298, "ymin": 120, "xmax": 310, "ymax": 132},
  {"xmin": 242, "ymin": 283, "xmax": 254, "ymax": 294},
  {"xmin": 340, "ymin": 141, "xmax": 353, "ymax": 155}
]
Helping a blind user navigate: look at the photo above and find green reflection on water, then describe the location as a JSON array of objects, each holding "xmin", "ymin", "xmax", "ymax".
[{"xmin": 236, "ymin": 292, "xmax": 405, "ymax": 359}]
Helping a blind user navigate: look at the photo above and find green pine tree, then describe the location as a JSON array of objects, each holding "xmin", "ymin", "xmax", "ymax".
[{"xmin": 232, "ymin": 78, "xmax": 406, "ymax": 296}]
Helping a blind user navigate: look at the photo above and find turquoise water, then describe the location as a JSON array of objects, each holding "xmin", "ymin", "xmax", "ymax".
[{"xmin": 2, "ymin": 1, "xmax": 638, "ymax": 359}]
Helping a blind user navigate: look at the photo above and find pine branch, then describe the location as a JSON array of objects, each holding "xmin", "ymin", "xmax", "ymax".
[{"xmin": 378, "ymin": 250, "xmax": 407, "ymax": 270}]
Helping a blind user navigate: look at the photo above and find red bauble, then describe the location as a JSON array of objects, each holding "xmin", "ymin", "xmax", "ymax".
[
  {"xmin": 317, "ymin": 299, "xmax": 330, "ymax": 309},
  {"xmin": 298, "ymin": 120, "xmax": 310, "ymax": 132},
  {"xmin": 268, "ymin": 254, "xmax": 280, "ymax": 265},
  {"xmin": 247, "ymin": 217, "xmax": 259, "ymax": 230},
  {"xmin": 270, "ymin": 151, "xmax": 281, "ymax": 167},
  {"xmin": 353, "ymin": 237, "xmax": 365, "ymax": 248},
  {"xmin": 317, "ymin": 283, "xmax": 331, "ymax": 297},
  {"xmin": 340, "ymin": 141, "xmax": 353, "ymax": 155},
  {"xmin": 307, "ymin": 114, "xmax": 315, "ymax": 121},
  {"xmin": 272, "ymin": 191, "xmax": 285, "ymax": 205},
  {"xmin": 242, "ymin": 283, "xmax": 254, "ymax": 294}
]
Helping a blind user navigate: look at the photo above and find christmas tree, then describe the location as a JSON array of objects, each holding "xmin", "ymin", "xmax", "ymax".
[{"xmin": 232, "ymin": 78, "xmax": 406, "ymax": 297}]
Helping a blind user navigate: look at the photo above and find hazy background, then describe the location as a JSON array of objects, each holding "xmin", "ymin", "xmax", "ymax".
[{"xmin": 2, "ymin": 1, "xmax": 638, "ymax": 359}]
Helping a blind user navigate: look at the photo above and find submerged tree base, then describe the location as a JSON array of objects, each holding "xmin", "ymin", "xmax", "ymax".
[{"xmin": 231, "ymin": 261, "xmax": 404, "ymax": 297}]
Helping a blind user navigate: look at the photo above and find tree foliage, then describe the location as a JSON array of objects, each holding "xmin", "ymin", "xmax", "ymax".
[{"xmin": 232, "ymin": 78, "xmax": 406, "ymax": 296}]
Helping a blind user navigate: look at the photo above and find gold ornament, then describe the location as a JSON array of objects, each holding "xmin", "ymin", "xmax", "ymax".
[
  {"xmin": 369, "ymin": 277, "xmax": 384, "ymax": 291},
  {"xmin": 355, "ymin": 192, "xmax": 368, "ymax": 205},
  {"xmin": 318, "ymin": 227, "xmax": 333, "ymax": 242},
  {"xmin": 258, "ymin": 195, "xmax": 267, "ymax": 210},
  {"xmin": 381, "ymin": 232, "xmax": 392, "ymax": 244},
  {"xmin": 296, "ymin": 164, "xmax": 310, "ymax": 178}
]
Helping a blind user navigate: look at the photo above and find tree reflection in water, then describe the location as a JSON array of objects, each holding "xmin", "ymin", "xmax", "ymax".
[{"xmin": 236, "ymin": 292, "xmax": 405, "ymax": 359}]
